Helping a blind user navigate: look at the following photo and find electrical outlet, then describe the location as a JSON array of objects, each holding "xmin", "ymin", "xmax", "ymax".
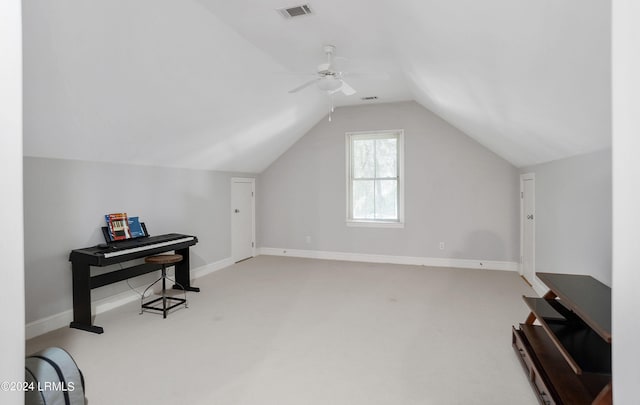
[
  {"xmin": 305, "ymin": 235, "xmax": 311, "ymax": 244},
  {"xmin": 439, "ymin": 242, "xmax": 445, "ymax": 250}
]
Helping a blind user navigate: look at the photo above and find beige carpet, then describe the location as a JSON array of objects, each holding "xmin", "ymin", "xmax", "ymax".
[{"xmin": 26, "ymin": 255, "xmax": 538, "ymax": 405}]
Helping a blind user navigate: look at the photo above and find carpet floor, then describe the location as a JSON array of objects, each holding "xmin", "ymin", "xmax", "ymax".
[{"xmin": 26, "ymin": 255, "xmax": 538, "ymax": 405}]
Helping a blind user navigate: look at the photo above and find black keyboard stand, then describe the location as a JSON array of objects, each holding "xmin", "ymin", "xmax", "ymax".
[{"xmin": 68, "ymin": 234, "xmax": 198, "ymax": 333}]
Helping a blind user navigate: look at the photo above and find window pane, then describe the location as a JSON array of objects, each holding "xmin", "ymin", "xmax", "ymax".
[
  {"xmin": 352, "ymin": 180, "xmax": 374, "ymax": 219},
  {"xmin": 375, "ymin": 180, "xmax": 398, "ymax": 219},
  {"xmin": 347, "ymin": 131, "xmax": 402, "ymax": 224},
  {"xmin": 375, "ymin": 138, "xmax": 397, "ymax": 178},
  {"xmin": 353, "ymin": 139, "xmax": 375, "ymax": 178}
]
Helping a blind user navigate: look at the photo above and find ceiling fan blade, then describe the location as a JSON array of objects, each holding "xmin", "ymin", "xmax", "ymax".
[
  {"xmin": 342, "ymin": 71, "xmax": 390, "ymax": 80},
  {"xmin": 338, "ymin": 80, "xmax": 356, "ymax": 96},
  {"xmin": 288, "ymin": 78, "xmax": 320, "ymax": 93}
]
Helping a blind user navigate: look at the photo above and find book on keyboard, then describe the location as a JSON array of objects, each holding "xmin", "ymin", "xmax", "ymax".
[
  {"xmin": 103, "ymin": 212, "xmax": 148, "ymax": 242},
  {"xmin": 101, "ymin": 222, "xmax": 149, "ymax": 245},
  {"xmin": 105, "ymin": 213, "xmax": 131, "ymax": 241}
]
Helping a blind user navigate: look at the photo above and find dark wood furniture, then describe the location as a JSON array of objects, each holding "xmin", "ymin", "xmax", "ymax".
[
  {"xmin": 69, "ymin": 233, "xmax": 198, "ymax": 334},
  {"xmin": 512, "ymin": 272, "xmax": 612, "ymax": 405}
]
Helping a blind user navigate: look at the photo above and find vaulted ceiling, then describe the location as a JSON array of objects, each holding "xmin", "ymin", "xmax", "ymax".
[{"xmin": 22, "ymin": 0, "xmax": 611, "ymax": 172}]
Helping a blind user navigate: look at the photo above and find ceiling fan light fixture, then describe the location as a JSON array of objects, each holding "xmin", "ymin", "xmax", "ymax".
[
  {"xmin": 287, "ymin": 45, "xmax": 360, "ymax": 96},
  {"xmin": 317, "ymin": 77, "xmax": 342, "ymax": 92}
]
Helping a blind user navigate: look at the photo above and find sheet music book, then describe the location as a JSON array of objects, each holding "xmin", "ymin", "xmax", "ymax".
[
  {"xmin": 105, "ymin": 213, "xmax": 131, "ymax": 241},
  {"xmin": 128, "ymin": 217, "xmax": 145, "ymax": 238}
]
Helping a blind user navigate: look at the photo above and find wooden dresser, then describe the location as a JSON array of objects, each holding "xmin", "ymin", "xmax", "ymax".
[{"xmin": 512, "ymin": 272, "xmax": 612, "ymax": 404}]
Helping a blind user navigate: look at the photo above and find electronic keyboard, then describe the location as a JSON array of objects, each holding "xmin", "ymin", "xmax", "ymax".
[
  {"xmin": 69, "ymin": 233, "xmax": 197, "ymax": 266},
  {"xmin": 101, "ymin": 235, "xmax": 196, "ymax": 258}
]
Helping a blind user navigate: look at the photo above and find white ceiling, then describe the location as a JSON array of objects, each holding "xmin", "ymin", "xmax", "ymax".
[{"xmin": 23, "ymin": 0, "xmax": 611, "ymax": 172}]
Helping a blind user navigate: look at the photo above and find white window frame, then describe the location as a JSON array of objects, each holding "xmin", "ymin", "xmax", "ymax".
[{"xmin": 345, "ymin": 129, "xmax": 405, "ymax": 228}]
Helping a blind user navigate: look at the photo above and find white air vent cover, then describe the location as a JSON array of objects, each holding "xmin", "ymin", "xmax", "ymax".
[{"xmin": 278, "ymin": 4, "xmax": 313, "ymax": 19}]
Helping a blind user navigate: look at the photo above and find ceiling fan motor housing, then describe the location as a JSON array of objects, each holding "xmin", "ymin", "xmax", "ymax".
[{"xmin": 317, "ymin": 63, "xmax": 332, "ymax": 74}]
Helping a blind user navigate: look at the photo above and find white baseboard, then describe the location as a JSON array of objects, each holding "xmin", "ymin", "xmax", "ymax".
[
  {"xmin": 26, "ymin": 309, "xmax": 72, "ymax": 340},
  {"xmin": 257, "ymin": 247, "xmax": 520, "ymax": 272},
  {"xmin": 191, "ymin": 257, "xmax": 234, "ymax": 280},
  {"xmin": 25, "ymin": 289, "xmax": 142, "ymax": 340},
  {"xmin": 25, "ymin": 257, "xmax": 233, "ymax": 340}
]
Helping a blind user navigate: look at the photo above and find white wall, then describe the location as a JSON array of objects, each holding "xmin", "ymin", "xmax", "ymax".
[
  {"xmin": 23, "ymin": 157, "xmax": 246, "ymax": 324},
  {"xmin": 522, "ymin": 149, "xmax": 612, "ymax": 286},
  {"xmin": 258, "ymin": 101, "xmax": 520, "ymax": 264},
  {"xmin": 0, "ymin": 0, "xmax": 24, "ymax": 403},
  {"xmin": 612, "ymin": 1, "xmax": 640, "ymax": 402}
]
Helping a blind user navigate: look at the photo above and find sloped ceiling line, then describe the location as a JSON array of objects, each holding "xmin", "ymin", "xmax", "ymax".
[{"xmin": 23, "ymin": 0, "xmax": 611, "ymax": 172}]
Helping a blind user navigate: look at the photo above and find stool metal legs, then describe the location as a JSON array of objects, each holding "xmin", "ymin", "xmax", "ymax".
[{"xmin": 140, "ymin": 264, "xmax": 188, "ymax": 318}]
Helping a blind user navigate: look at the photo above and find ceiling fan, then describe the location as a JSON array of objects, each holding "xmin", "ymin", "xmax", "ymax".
[{"xmin": 288, "ymin": 45, "xmax": 356, "ymax": 96}]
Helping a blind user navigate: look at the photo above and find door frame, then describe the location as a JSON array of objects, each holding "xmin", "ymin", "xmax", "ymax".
[
  {"xmin": 231, "ymin": 177, "xmax": 256, "ymax": 262},
  {"xmin": 520, "ymin": 173, "xmax": 535, "ymax": 284}
]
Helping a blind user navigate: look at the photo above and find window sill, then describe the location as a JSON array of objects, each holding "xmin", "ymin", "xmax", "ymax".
[{"xmin": 346, "ymin": 220, "xmax": 404, "ymax": 229}]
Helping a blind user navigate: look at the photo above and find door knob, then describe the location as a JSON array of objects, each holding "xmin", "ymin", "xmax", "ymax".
[
  {"xmin": 234, "ymin": 209, "xmax": 240, "ymax": 213},
  {"xmin": 527, "ymin": 214, "xmax": 534, "ymax": 220}
]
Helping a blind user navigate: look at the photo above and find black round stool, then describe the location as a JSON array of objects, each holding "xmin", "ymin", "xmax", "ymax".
[{"xmin": 140, "ymin": 254, "xmax": 188, "ymax": 318}]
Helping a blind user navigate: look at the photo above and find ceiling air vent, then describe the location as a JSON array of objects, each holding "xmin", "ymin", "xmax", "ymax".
[
  {"xmin": 361, "ymin": 96, "xmax": 378, "ymax": 101},
  {"xmin": 277, "ymin": 4, "xmax": 313, "ymax": 19}
]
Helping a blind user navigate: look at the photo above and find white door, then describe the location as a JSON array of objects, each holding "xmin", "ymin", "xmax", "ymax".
[
  {"xmin": 231, "ymin": 178, "xmax": 255, "ymax": 262},
  {"xmin": 521, "ymin": 174, "xmax": 535, "ymax": 284}
]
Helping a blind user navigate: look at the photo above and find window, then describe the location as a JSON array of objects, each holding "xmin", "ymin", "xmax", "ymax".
[{"xmin": 346, "ymin": 130, "xmax": 404, "ymax": 227}]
